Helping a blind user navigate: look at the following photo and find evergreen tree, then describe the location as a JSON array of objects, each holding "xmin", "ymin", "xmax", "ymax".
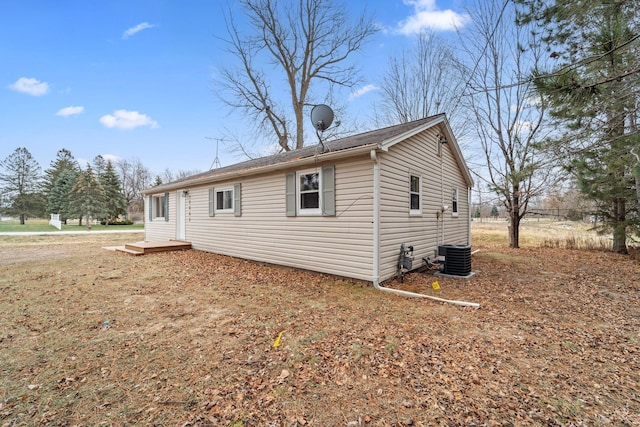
[
  {"xmin": 47, "ymin": 168, "xmax": 79, "ymax": 222},
  {"xmin": 0, "ymin": 147, "xmax": 43, "ymax": 224},
  {"xmin": 69, "ymin": 165, "xmax": 106, "ymax": 226},
  {"xmin": 43, "ymin": 149, "xmax": 79, "ymax": 223},
  {"xmin": 93, "ymin": 155, "xmax": 107, "ymax": 177},
  {"xmin": 99, "ymin": 160, "xmax": 126, "ymax": 224},
  {"xmin": 518, "ymin": 0, "xmax": 639, "ymax": 253}
]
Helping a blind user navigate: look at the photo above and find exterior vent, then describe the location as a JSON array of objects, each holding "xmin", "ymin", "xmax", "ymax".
[{"xmin": 438, "ymin": 244, "xmax": 472, "ymax": 276}]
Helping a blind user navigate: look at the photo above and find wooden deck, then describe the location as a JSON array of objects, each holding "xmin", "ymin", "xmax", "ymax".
[{"xmin": 112, "ymin": 240, "xmax": 192, "ymax": 255}]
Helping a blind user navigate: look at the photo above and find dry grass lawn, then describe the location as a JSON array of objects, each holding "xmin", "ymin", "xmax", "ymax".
[{"xmin": 1, "ymin": 222, "xmax": 639, "ymax": 426}]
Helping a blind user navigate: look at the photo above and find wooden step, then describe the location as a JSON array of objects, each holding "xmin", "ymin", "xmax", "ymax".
[
  {"xmin": 124, "ymin": 240, "xmax": 191, "ymax": 254},
  {"xmin": 115, "ymin": 246, "xmax": 145, "ymax": 255}
]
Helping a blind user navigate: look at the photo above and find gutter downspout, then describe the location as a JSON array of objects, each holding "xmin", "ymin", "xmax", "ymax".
[
  {"xmin": 468, "ymin": 187, "xmax": 472, "ymax": 246},
  {"xmin": 371, "ymin": 149, "xmax": 380, "ymax": 286},
  {"xmin": 370, "ymin": 148, "xmax": 479, "ymax": 309}
]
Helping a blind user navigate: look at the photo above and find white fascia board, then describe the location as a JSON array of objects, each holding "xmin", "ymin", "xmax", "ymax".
[
  {"xmin": 440, "ymin": 119, "xmax": 474, "ymax": 188},
  {"xmin": 378, "ymin": 116, "xmax": 445, "ymax": 151}
]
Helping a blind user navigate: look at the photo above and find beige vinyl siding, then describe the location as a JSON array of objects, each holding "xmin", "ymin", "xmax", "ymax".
[
  {"xmin": 144, "ymin": 192, "xmax": 176, "ymax": 241},
  {"xmin": 378, "ymin": 127, "xmax": 470, "ymax": 282},
  {"xmin": 151, "ymin": 157, "xmax": 375, "ymax": 281},
  {"xmin": 442, "ymin": 151, "xmax": 471, "ymax": 246}
]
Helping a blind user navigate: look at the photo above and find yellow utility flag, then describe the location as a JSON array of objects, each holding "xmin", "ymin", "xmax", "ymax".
[
  {"xmin": 273, "ymin": 331, "xmax": 283, "ymax": 348},
  {"xmin": 432, "ymin": 281, "xmax": 441, "ymax": 290}
]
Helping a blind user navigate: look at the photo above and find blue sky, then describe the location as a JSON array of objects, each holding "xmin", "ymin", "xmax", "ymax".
[{"xmin": 0, "ymin": 0, "xmax": 470, "ymax": 176}]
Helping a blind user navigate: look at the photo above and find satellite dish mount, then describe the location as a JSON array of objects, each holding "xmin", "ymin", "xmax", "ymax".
[{"xmin": 310, "ymin": 104, "xmax": 334, "ymax": 152}]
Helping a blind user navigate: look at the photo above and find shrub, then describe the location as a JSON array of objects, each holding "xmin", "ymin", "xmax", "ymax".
[{"xmin": 99, "ymin": 219, "xmax": 134, "ymax": 226}]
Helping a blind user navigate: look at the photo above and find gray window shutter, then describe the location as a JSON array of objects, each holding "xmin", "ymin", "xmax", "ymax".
[
  {"xmin": 164, "ymin": 192, "xmax": 169, "ymax": 221},
  {"xmin": 322, "ymin": 165, "xmax": 335, "ymax": 216},
  {"xmin": 234, "ymin": 183, "xmax": 242, "ymax": 217},
  {"xmin": 285, "ymin": 172, "xmax": 296, "ymax": 217},
  {"xmin": 148, "ymin": 195, "xmax": 153, "ymax": 221},
  {"xmin": 209, "ymin": 187, "xmax": 215, "ymax": 217}
]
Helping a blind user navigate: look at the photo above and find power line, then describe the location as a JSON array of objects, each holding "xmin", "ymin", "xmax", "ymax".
[
  {"xmin": 450, "ymin": 0, "xmax": 510, "ymax": 113},
  {"xmin": 461, "ymin": 32, "xmax": 640, "ymax": 97}
]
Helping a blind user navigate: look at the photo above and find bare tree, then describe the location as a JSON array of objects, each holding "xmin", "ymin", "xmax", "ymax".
[
  {"xmin": 161, "ymin": 168, "xmax": 201, "ymax": 183},
  {"xmin": 116, "ymin": 158, "xmax": 151, "ymax": 221},
  {"xmin": 460, "ymin": 0, "xmax": 556, "ymax": 248},
  {"xmin": 378, "ymin": 31, "xmax": 469, "ymax": 137},
  {"xmin": 217, "ymin": 0, "xmax": 377, "ymax": 152}
]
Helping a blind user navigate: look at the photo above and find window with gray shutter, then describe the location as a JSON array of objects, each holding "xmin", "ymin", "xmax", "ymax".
[
  {"xmin": 164, "ymin": 192, "xmax": 169, "ymax": 221},
  {"xmin": 234, "ymin": 183, "xmax": 242, "ymax": 217},
  {"xmin": 322, "ymin": 165, "xmax": 335, "ymax": 216},
  {"xmin": 208, "ymin": 187, "xmax": 215, "ymax": 217},
  {"xmin": 286, "ymin": 166, "xmax": 335, "ymax": 217},
  {"xmin": 285, "ymin": 172, "xmax": 296, "ymax": 217}
]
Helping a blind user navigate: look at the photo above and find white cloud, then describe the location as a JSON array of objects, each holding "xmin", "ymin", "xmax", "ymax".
[
  {"xmin": 99, "ymin": 109, "xmax": 159, "ymax": 130},
  {"xmin": 122, "ymin": 22, "xmax": 156, "ymax": 39},
  {"xmin": 56, "ymin": 106, "xmax": 84, "ymax": 117},
  {"xmin": 101, "ymin": 154, "xmax": 122, "ymax": 164},
  {"xmin": 8, "ymin": 77, "xmax": 50, "ymax": 96},
  {"xmin": 349, "ymin": 84, "xmax": 379, "ymax": 101},
  {"xmin": 397, "ymin": 0, "xmax": 470, "ymax": 35}
]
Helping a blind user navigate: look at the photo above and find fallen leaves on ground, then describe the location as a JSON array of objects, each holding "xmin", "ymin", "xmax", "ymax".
[{"xmin": 0, "ymin": 236, "xmax": 639, "ymax": 426}]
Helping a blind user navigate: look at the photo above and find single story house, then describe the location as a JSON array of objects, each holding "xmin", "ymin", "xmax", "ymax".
[{"xmin": 143, "ymin": 114, "xmax": 473, "ymax": 285}]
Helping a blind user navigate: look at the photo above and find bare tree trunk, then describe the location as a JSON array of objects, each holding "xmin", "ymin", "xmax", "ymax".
[
  {"xmin": 508, "ymin": 215, "xmax": 520, "ymax": 248},
  {"xmin": 612, "ymin": 198, "xmax": 627, "ymax": 254}
]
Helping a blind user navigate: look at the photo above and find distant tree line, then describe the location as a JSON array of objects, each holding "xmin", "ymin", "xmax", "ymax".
[{"xmin": 0, "ymin": 148, "xmax": 167, "ymax": 225}]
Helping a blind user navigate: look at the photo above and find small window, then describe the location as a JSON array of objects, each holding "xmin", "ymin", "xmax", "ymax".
[
  {"xmin": 452, "ymin": 188, "xmax": 459, "ymax": 216},
  {"xmin": 297, "ymin": 169, "xmax": 321, "ymax": 215},
  {"xmin": 215, "ymin": 187, "xmax": 234, "ymax": 213},
  {"xmin": 149, "ymin": 192, "xmax": 168, "ymax": 222},
  {"xmin": 154, "ymin": 195, "xmax": 166, "ymax": 218},
  {"xmin": 209, "ymin": 184, "xmax": 241, "ymax": 217},
  {"xmin": 410, "ymin": 174, "xmax": 422, "ymax": 215}
]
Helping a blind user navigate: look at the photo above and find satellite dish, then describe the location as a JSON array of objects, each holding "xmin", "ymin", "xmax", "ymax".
[{"xmin": 310, "ymin": 104, "xmax": 334, "ymax": 132}]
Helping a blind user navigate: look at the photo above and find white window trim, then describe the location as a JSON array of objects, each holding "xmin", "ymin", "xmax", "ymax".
[
  {"xmin": 296, "ymin": 168, "xmax": 322, "ymax": 216},
  {"xmin": 215, "ymin": 186, "xmax": 234, "ymax": 214},
  {"xmin": 153, "ymin": 195, "xmax": 165, "ymax": 219},
  {"xmin": 410, "ymin": 174, "xmax": 422, "ymax": 216},
  {"xmin": 452, "ymin": 188, "xmax": 459, "ymax": 217}
]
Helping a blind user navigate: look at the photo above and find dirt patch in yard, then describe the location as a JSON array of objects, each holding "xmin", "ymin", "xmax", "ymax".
[{"xmin": 1, "ymin": 232, "xmax": 639, "ymax": 426}]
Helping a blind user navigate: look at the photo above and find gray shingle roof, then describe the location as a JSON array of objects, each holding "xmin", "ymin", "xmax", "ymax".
[{"xmin": 146, "ymin": 115, "xmax": 444, "ymax": 192}]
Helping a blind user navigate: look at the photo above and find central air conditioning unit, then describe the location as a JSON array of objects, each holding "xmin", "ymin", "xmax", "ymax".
[{"xmin": 438, "ymin": 244, "xmax": 472, "ymax": 277}]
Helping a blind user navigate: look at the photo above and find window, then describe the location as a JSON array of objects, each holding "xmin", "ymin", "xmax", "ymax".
[
  {"xmin": 154, "ymin": 195, "xmax": 166, "ymax": 218},
  {"xmin": 208, "ymin": 184, "xmax": 242, "ymax": 217},
  {"xmin": 452, "ymin": 188, "xmax": 459, "ymax": 216},
  {"xmin": 216, "ymin": 187, "xmax": 234, "ymax": 212},
  {"xmin": 148, "ymin": 193, "xmax": 169, "ymax": 222},
  {"xmin": 285, "ymin": 166, "xmax": 335, "ymax": 217},
  {"xmin": 298, "ymin": 170, "xmax": 320, "ymax": 213},
  {"xmin": 410, "ymin": 174, "xmax": 422, "ymax": 215}
]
